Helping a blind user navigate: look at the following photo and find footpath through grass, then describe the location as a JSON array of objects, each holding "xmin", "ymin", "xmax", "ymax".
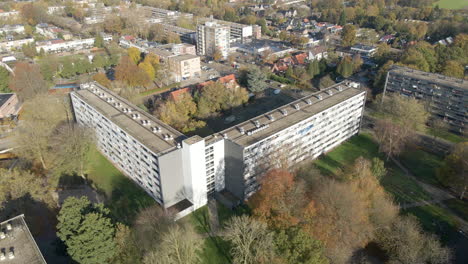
[{"xmin": 86, "ymin": 147, "xmax": 155, "ymax": 224}]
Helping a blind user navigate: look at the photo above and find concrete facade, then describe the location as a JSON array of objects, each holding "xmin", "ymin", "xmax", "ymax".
[
  {"xmin": 71, "ymin": 81, "xmax": 365, "ymax": 216},
  {"xmin": 384, "ymin": 66, "xmax": 467, "ymax": 134},
  {"xmin": 196, "ymin": 22, "xmax": 230, "ymax": 58}
]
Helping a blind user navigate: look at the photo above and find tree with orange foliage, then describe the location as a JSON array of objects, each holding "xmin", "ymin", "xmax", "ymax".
[
  {"xmin": 93, "ymin": 73, "xmax": 111, "ymax": 88},
  {"xmin": 115, "ymin": 56, "xmax": 150, "ymax": 88},
  {"xmin": 249, "ymin": 169, "xmax": 316, "ymax": 230}
]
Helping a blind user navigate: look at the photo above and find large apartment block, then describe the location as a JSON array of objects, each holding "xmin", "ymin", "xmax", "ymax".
[
  {"xmin": 384, "ymin": 66, "xmax": 467, "ymax": 134},
  {"xmin": 71, "ymin": 81, "xmax": 365, "ymax": 217},
  {"xmin": 196, "ymin": 22, "xmax": 230, "ymax": 58},
  {"xmin": 198, "ymin": 18, "xmax": 253, "ymax": 43}
]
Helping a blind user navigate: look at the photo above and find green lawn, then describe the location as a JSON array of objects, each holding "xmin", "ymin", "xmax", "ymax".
[
  {"xmin": 199, "ymin": 237, "xmax": 231, "ymax": 264},
  {"xmin": 443, "ymin": 199, "xmax": 468, "ymax": 222},
  {"xmin": 380, "ymin": 163, "xmax": 432, "ymax": 205},
  {"xmin": 183, "ymin": 206, "xmax": 211, "ymax": 234},
  {"xmin": 404, "ymin": 204, "xmax": 461, "ymax": 242},
  {"xmin": 299, "ymin": 133, "xmax": 432, "ymax": 205},
  {"xmin": 434, "ymin": 0, "xmax": 468, "ymax": 9},
  {"xmin": 399, "ymin": 148, "xmax": 444, "ymax": 186},
  {"xmin": 86, "ymin": 147, "xmax": 156, "ymax": 224},
  {"xmin": 313, "ymin": 133, "xmax": 380, "ymax": 176},
  {"xmin": 426, "ymin": 127, "xmax": 467, "ymax": 143}
]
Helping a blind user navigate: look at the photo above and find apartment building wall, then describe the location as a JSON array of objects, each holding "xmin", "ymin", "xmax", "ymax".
[
  {"xmin": 384, "ymin": 66, "xmax": 467, "ymax": 134},
  {"xmin": 197, "ymin": 22, "xmax": 230, "ymax": 58},
  {"xmin": 71, "ymin": 94, "xmax": 166, "ymax": 204},
  {"xmin": 71, "ymin": 81, "xmax": 366, "ymax": 216},
  {"xmin": 168, "ymin": 55, "xmax": 201, "ymax": 82}
]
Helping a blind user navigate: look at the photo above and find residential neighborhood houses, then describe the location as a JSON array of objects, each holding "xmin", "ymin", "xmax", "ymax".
[{"xmin": 0, "ymin": 0, "xmax": 466, "ymax": 264}]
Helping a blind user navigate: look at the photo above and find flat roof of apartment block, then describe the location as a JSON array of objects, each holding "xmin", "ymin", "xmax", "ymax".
[
  {"xmin": 205, "ymin": 82, "xmax": 364, "ymax": 147},
  {"xmin": 0, "ymin": 215, "xmax": 46, "ymax": 264},
  {"xmin": 74, "ymin": 83, "xmax": 184, "ymax": 155},
  {"xmin": 389, "ymin": 66, "xmax": 467, "ymax": 90}
]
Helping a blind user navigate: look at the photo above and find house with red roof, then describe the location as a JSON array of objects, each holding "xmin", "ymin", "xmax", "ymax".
[
  {"xmin": 197, "ymin": 74, "xmax": 239, "ymax": 90},
  {"xmin": 169, "ymin": 87, "xmax": 192, "ymax": 101}
]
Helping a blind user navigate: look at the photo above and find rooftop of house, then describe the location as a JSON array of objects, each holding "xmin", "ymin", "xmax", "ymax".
[
  {"xmin": 205, "ymin": 82, "xmax": 364, "ymax": 147},
  {"xmin": 0, "ymin": 215, "xmax": 46, "ymax": 264},
  {"xmin": 74, "ymin": 83, "xmax": 185, "ymax": 155},
  {"xmin": 0, "ymin": 93, "xmax": 14, "ymax": 107},
  {"xmin": 389, "ymin": 66, "xmax": 467, "ymax": 90}
]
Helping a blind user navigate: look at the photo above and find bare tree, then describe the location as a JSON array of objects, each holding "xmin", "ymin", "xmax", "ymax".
[
  {"xmin": 9, "ymin": 62, "xmax": 48, "ymax": 101},
  {"xmin": 53, "ymin": 125, "xmax": 94, "ymax": 179},
  {"xmin": 13, "ymin": 95, "xmax": 68, "ymax": 172},
  {"xmin": 143, "ymin": 223, "xmax": 202, "ymax": 264},
  {"xmin": 376, "ymin": 216, "xmax": 451, "ymax": 264},
  {"xmin": 375, "ymin": 94, "xmax": 428, "ymax": 159},
  {"xmin": 224, "ymin": 215, "xmax": 277, "ymax": 264}
]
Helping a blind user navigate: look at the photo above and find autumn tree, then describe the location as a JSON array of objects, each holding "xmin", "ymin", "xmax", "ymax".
[
  {"xmin": 165, "ymin": 32, "xmax": 181, "ymax": 44},
  {"xmin": 224, "ymin": 215, "xmax": 277, "ymax": 264},
  {"xmin": 154, "ymin": 94, "xmax": 205, "ymax": 133},
  {"xmin": 93, "ymin": 73, "xmax": 111, "ymax": 87},
  {"xmin": 442, "ymin": 60, "xmax": 464, "ymax": 79},
  {"xmin": 138, "ymin": 61, "xmax": 156, "ymax": 80},
  {"xmin": 20, "ymin": 2, "xmax": 48, "ymax": 25},
  {"xmin": 54, "ymin": 125, "xmax": 94, "ymax": 179},
  {"xmin": 115, "ymin": 56, "xmax": 150, "ymax": 87},
  {"xmin": 13, "ymin": 95, "xmax": 68, "ymax": 173},
  {"xmin": 128, "ymin": 47, "xmax": 142, "ymax": 65},
  {"xmin": 249, "ymin": 169, "xmax": 315, "ymax": 230},
  {"xmin": 57, "ymin": 196, "xmax": 117, "ymax": 264},
  {"xmin": 213, "ymin": 48, "xmax": 223, "ymax": 62},
  {"xmin": 376, "ymin": 94, "xmax": 429, "ymax": 159},
  {"xmin": 0, "ymin": 168, "xmax": 54, "ymax": 209},
  {"xmin": 9, "ymin": 62, "xmax": 48, "ymax": 101},
  {"xmin": 376, "ymin": 216, "xmax": 451, "ymax": 264},
  {"xmin": 437, "ymin": 142, "xmax": 467, "ymax": 199},
  {"xmin": 196, "ymin": 81, "xmax": 249, "ymax": 118},
  {"xmin": 341, "ymin": 24, "xmax": 357, "ymax": 47},
  {"xmin": 318, "ymin": 74, "xmax": 335, "ymax": 90},
  {"xmin": 306, "ymin": 59, "xmax": 320, "ymax": 78}
]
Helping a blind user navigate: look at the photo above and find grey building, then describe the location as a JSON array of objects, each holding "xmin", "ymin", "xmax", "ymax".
[
  {"xmin": 71, "ymin": 81, "xmax": 365, "ymax": 216},
  {"xmin": 384, "ymin": 66, "xmax": 467, "ymax": 134},
  {"xmin": 0, "ymin": 215, "xmax": 46, "ymax": 264}
]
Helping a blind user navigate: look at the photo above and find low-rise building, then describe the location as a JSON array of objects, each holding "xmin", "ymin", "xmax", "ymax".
[
  {"xmin": 384, "ymin": 66, "xmax": 467, "ymax": 134},
  {"xmin": 0, "ymin": 93, "xmax": 21, "ymax": 118},
  {"xmin": 0, "ymin": 24, "xmax": 25, "ymax": 35},
  {"xmin": 36, "ymin": 23, "xmax": 72, "ymax": 40},
  {"xmin": 167, "ymin": 54, "xmax": 201, "ymax": 82},
  {"xmin": 0, "ymin": 38, "xmax": 34, "ymax": 52},
  {"xmin": 36, "ymin": 36, "xmax": 111, "ymax": 53},
  {"xmin": 350, "ymin": 44, "xmax": 377, "ymax": 57}
]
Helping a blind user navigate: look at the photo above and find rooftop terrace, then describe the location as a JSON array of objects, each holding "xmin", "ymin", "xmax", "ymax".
[
  {"xmin": 205, "ymin": 82, "xmax": 364, "ymax": 147},
  {"xmin": 389, "ymin": 66, "xmax": 467, "ymax": 90},
  {"xmin": 74, "ymin": 83, "xmax": 185, "ymax": 155},
  {"xmin": 0, "ymin": 215, "xmax": 46, "ymax": 264}
]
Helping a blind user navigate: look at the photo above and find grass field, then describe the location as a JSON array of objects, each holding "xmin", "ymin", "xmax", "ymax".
[
  {"xmin": 426, "ymin": 127, "xmax": 467, "ymax": 143},
  {"xmin": 86, "ymin": 147, "xmax": 156, "ymax": 224},
  {"xmin": 299, "ymin": 133, "xmax": 432, "ymax": 205},
  {"xmin": 434, "ymin": 0, "xmax": 468, "ymax": 9},
  {"xmin": 399, "ymin": 148, "xmax": 444, "ymax": 186},
  {"xmin": 443, "ymin": 199, "xmax": 468, "ymax": 222},
  {"xmin": 404, "ymin": 204, "xmax": 468, "ymax": 264}
]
